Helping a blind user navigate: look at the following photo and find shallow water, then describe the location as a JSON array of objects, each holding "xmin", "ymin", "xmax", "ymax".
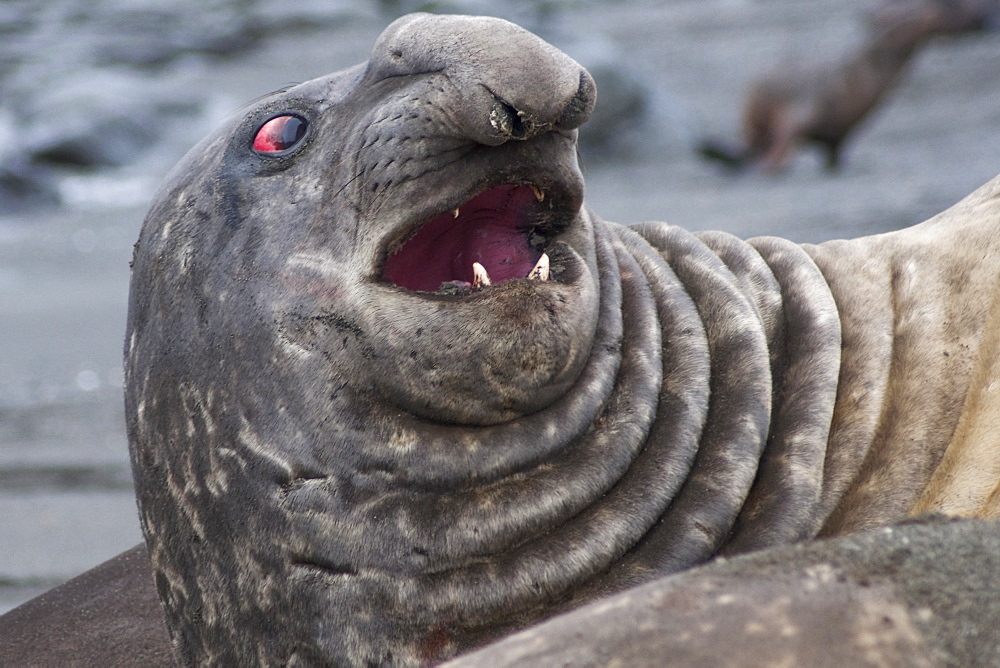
[{"xmin": 2, "ymin": 0, "xmax": 999, "ymax": 613}]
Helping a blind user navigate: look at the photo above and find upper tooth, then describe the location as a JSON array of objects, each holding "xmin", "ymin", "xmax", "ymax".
[
  {"xmin": 527, "ymin": 253, "xmax": 550, "ymax": 281},
  {"xmin": 472, "ymin": 262, "xmax": 492, "ymax": 288},
  {"xmin": 453, "ymin": 208, "xmax": 461, "ymax": 218},
  {"xmin": 529, "ymin": 185, "xmax": 545, "ymax": 202}
]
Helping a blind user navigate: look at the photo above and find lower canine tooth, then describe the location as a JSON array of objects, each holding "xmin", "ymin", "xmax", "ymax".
[
  {"xmin": 529, "ymin": 185, "xmax": 545, "ymax": 202},
  {"xmin": 472, "ymin": 262, "xmax": 492, "ymax": 288},
  {"xmin": 527, "ymin": 253, "xmax": 550, "ymax": 281}
]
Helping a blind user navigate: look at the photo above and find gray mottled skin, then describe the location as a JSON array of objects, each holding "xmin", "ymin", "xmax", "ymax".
[{"xmin": 124, "ymin": 13, "xmax": 1000, "ymax": 666}]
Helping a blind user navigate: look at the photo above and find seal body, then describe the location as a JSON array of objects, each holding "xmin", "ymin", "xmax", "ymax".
[
  {"xmin": 125, "ymin": 13, "xmax": 1000, "ymax": 666},
  {"xmin": 443, "ymin": 516, "xmax": 1000, "ymax": 668},
  {"xmin": 700, "ymin": 0, "xmax": 999, "ymax": 171}
]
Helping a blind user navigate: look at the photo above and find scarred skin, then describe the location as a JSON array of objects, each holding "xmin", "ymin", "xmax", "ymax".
[{"xmin": 6, "ymin": 12, "xmax": 993, "ymax": 667}]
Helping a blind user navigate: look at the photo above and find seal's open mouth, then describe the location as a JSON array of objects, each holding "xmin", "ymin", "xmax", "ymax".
[{"xmin": 383, "ymin": 184, "xmax": 556, "ymax": 293}]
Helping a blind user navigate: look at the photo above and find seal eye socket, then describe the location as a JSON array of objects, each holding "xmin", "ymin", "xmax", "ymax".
[{"xmin": 252, "ymin": 115, "xmax": 308, "ymax": 155}]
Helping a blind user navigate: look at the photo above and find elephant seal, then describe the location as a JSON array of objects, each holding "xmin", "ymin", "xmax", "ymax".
[
  {"xmin": 699, "ymin": 0, "xmax": 998, "ymax": 171},
  {"xmin": 444, "ymin": 515, "xmax": 1000, "ymax": 667},
  {"xmin": 121, "ymin": 12, "xmax": 1000, "ymax": 666}
]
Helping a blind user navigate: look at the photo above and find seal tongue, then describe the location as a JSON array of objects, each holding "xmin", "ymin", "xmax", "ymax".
[{"xmin": 384, "ymin": 184, "xmax": 543, "ymax": 292}]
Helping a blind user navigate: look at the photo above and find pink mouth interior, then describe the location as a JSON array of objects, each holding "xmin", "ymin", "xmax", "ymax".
[{"xmin": 383, "ymin": 184, "xmax": 542, "ymax": 292}]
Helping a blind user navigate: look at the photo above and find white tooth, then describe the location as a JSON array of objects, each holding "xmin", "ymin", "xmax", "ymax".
[
  {"xmin": 453, "ymin": 208, "xmax": 461, "ymax": 218},
  {"xmin": 527, "ymin": 253, "xmax": 550, "ymax": 281},
  {"xmin": 529, "ymin": 185, "xmax": 545, "ymax": 202},
  {"xmin": 472, "ymin": 262, "xmax": 492, "ymax": 288}
]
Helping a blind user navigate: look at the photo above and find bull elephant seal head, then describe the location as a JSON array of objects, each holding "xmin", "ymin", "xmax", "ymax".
[
  {"xmin": 127, "ymin": 12, "xmax": 612, "ymax": 666},
  {"xmin": 128, "ymin": 12, "xmax": 846, "ymax": 666}
]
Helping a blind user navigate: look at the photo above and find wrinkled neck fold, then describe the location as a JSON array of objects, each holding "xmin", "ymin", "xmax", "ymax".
[{"xmin": 324, "ymin": 220, "xmax": 843, "ymax": 655}]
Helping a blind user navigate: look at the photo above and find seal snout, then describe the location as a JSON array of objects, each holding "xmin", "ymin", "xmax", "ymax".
[
  {"xmin": 364, "ymin": 14, "xmax": 595, "ymax": 297},
  {"xmin": 369, "ymin": 13, "xmax": 597, "ymax": 146},
  {"xmin": 486, "ymin": 69, "xmax": 596, "ymax": 142}
]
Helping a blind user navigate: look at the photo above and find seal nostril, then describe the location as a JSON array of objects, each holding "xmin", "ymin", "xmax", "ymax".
[
  {"xmin": 489, "ymin": 98, "xmax": 529, "ymax": 140},
  {"xmin": 556, "ymin": 71, "xmax": 597, "ymax": 131}
]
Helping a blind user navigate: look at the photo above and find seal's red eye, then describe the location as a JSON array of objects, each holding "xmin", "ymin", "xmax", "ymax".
[{"xmin": 253, "ymin": 115, "xmax": 307, "ymax": 154}]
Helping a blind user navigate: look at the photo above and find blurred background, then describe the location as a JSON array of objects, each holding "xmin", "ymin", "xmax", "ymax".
[{"xmin": 2, "ymin": 0, "xmax": 999, "ymax": 613}]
